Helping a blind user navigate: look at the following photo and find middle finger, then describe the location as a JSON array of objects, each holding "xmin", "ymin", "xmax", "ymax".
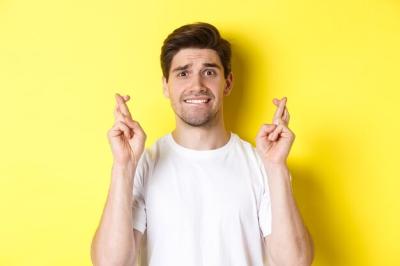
[
  {"xmin": 114, "ymin": 105, "xmax": 126, "ymax": 122},
  {"xmin": 282, "ymin": 107, "xmax": 290, "ymax": 125},
  {"xmin": 273, "ymin": 98, "xmax": 290, "ymax": 125},
  {"xmin": 273, "ymin": 97, "xmax": 287, "ymax": 125},
  {"xmin": 115, "ymin": 93, "xmax": 132, "ymax": 118}
]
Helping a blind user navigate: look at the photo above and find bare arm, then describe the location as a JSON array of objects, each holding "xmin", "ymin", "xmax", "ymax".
[
  {"xmin": 255, "ymin": 97, "xmax": 313, "ymax": 265},
  {"xmin": 91, "ymin": 164, "xmax": 143, "ymax": 266},
  {"xmin": 262, "ymin": 164, "xmax": 314, "ymax": 266},
  {"xmin": 91, "ymin": 93, "xmax": 146, "ymax": 265}
]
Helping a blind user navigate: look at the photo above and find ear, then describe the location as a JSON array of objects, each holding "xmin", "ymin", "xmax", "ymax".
[
  {"xmin": 223, "ymin": 72, "xmax": 234, "ymax": 96},
  {"xmin": 162, "ymin": 76, "xmax": 170, "ymax": 98}
]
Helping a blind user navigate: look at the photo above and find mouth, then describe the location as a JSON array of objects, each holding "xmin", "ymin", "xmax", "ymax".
[{"xmin": 183, "ymin": 97, "xmax": 212, "ymax": 104}]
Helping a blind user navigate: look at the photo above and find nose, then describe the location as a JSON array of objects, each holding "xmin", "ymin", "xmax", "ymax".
[{"xmin": 190, "ymin": 72, "xmax": 206, "ymax": 92}]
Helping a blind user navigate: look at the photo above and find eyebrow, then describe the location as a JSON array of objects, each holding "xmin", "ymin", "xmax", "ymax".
[
  {"xmin": 203, "ymin": 63, "xmax": 221, "ymax": 69},
  {"xmin": 171, "ymin": 63, "xmax": 221, "ymax": 72}
]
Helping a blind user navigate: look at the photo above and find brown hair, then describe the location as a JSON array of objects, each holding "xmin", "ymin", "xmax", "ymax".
[{"xmin": 160, "ymin": 22, "xmax": 232, "ymax": 82}]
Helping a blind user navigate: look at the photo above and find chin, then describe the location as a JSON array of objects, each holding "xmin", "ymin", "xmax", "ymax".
[
  {"xmin": 179, "ymin": 111, "xmax": 219, "ymax": 127},
  {"xmin": 184, "ymin": 119, "xmax": 211, "ymax": 127}
]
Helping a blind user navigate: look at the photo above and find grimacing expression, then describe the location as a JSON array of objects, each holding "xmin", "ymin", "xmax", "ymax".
[{"xmin": 162, "ymin": 48, "xmax": 233, "ymax": 127}]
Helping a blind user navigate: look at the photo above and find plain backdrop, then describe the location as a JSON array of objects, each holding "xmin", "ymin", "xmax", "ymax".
[{"xmin": 0, "ymin": 0, "xmax": 399, "ymax": 265}]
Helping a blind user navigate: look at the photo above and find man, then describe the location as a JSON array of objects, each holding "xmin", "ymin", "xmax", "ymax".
[{"xmin": 91, "ymin": 22, "xmax": 314, "ymax": 266}]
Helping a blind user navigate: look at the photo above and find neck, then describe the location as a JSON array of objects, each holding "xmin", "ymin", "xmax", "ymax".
[{"xmin": 172, "ymin": 112, "xmax": 230, "ymax": 150}]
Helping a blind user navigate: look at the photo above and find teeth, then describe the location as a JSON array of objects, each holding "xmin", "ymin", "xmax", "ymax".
[{"xmin": 185, "ymin": 99, "xmax": 208, "ymax": 104}]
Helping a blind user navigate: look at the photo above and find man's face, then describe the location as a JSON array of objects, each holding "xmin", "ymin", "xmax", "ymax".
[{"xmin": 162, "ymin": 48, "xmax": 233, "ymax": 127}]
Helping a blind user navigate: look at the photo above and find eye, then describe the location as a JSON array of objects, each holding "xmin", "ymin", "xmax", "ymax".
[
  {"xmin": 204, "ymin": 69, "xmax": 216, "ymax": 76},
  {"xmin": 177, "ymin": 71, "xmax": 188, "ymax": 77}
]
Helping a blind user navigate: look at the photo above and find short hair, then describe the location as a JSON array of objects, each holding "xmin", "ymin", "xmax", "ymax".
[{"xmin": 160, "ymin": 22, "xmax": 232, "ymax": 82}]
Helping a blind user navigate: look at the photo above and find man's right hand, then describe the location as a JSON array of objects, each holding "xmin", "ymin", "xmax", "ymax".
[{"xmin": 107, "ymin": 93, "xmax": 146, "ymax": 168}]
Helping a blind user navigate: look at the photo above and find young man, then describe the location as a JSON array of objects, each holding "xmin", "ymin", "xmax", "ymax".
[{"xmin": 91, "ymin": 22, "xmax": 314, "ymax": 266}]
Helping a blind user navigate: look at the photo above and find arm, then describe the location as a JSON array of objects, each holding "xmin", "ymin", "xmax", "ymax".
[
  {"xmin": 91, "ymin": 93, "xmax": 146, "ymax": 265},
  {"xmin": 91, "ymin": 164, "xmax": 142, "ymax": 266},
  {"xmin": 255, "ymin": 97, "xmax": 313, "ymax": 265},
  {"xmin": 262, "ymin": 163, "xmax": 314, "ymax": 266}
]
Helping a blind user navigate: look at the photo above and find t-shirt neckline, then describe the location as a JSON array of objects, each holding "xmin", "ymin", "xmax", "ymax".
[{"xmin": 166, "ymin": 132, "xmax": 236, "ymax": 158}]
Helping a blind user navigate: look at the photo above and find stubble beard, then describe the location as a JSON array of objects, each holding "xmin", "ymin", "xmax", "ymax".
[
  {"xmin": 177, "ymin": 107, "xmax": 219, "ymax": 127},
  {"xmin": 174, "ymin": 89, "xmax": 219, "ymax": 127}
]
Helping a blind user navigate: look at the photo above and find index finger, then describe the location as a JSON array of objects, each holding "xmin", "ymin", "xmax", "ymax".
[
  {"xmin": 272, "ymin": 97, "xmax": 287, "ymax": 125},
  {"xmin": 115, "ymin": 93, "xmax": 132, "ymax": 117}
]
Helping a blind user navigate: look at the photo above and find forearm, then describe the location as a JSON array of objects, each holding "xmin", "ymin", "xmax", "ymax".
[
  {"xmin": 264, "ymin": 163, "xmax": 313, "ymax": 266},
  {"xmin": 91, "ymin": 163, "xmax": 137, "ymax": 266}
]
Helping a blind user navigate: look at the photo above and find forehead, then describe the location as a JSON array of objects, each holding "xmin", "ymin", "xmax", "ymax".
[{"xmin": 170, "ymin": 48, "xmax": 222, "ymax": 68}]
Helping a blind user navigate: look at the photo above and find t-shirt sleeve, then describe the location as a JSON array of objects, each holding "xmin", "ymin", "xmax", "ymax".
[
  {"xmin": 131, "ymin": 151, "xmax": 148, "ymax": 233},
  {"xmin": 255, "ymin": 151, "xmax": 272, "ymax": 237},
  {"xmin": 258, "ymin": 186, "xmax": 272, "ymax": 237}
]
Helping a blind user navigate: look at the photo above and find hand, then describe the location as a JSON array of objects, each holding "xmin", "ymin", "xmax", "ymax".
[
  {"xmin": 255, "ymin": 97, "xmax": 295, "ymax": 166},
  {"xmin": 107, "ymin": 93, "xmax": 146, "ymax": 167}
]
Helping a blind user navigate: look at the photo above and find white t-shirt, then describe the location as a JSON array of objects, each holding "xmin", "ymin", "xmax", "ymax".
[{"xmin": 131, "ymin": 132, "xmax": 272, "ymax": 266}]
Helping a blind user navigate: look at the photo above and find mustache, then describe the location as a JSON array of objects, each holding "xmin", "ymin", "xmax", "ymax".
[{"xmin": 181, "ymin": 90, "xmax": 214, "ymax": 100}]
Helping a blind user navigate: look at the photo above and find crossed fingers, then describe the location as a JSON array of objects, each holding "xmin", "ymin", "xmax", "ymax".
[
  {"xmin": 114, "ymin": 93, "xmax": 132, "ymax": 122},
  {"xmin": 272, "ymin": 97, "xmax": 290, "ymax": 126}
]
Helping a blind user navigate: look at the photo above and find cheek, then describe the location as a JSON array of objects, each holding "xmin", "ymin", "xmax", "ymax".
[
  {"xmin": 168, "ymin": 88, "xmax": 184, "ymax": 104},
  {"xmin": 210, "ymin": 80, "xmax": 226, "ymax": 96}
]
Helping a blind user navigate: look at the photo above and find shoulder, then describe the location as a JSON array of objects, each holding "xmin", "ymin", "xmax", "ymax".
[
  {"xmin": 232, "ymin": 132, "xmax": 267, "ymax": 177},
  {"xmin": 232, "ymin": 133, "xmax": 262, "ymax": 163},
  {"xmin": 232, "ymin": 133, "xmax": 269, "ymax": 191},
  {"xmin": 134, "ymin": 134, "xmax": 169, "ymax": 183},
  {"xmin": 137, "ymin": 134, "xmax": 170, "ymax": 166}
]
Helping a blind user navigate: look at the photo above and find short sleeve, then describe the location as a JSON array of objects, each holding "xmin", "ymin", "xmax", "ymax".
[
  {"xmin": 255, "ymin": 151, "xmax": 272, "ymax": 237},
  {"xmin": 258, "ymin": 187, "xmax": 272, "ymax": 237},
  {"xmin": 131, "ymin": 151, "xmax": 148, "ymax": 233}
]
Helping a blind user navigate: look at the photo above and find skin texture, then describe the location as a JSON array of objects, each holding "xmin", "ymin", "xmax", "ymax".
[
  {"xmin": 255, "ymin": 97, "xmax": 314, "ymax": 265},
  {"xmin": 163, "ymin": 49, "xmax": 230, "ymax": 127},
  {"xmin": 109, "ymin": 94, "xmax": 147, "ymax": 166},
  {"xmin": 162, "ymin": 48, "xmax": 233, "ymax": 150},
  {"xmin": 256, "ymin": 97, "xmax": 293, "ymax": 165},
  {"xmin": 91, "ymin": 94, "xmax": 146, "ymax": 266}
]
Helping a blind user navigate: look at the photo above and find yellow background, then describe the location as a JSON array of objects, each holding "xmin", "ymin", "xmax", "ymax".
[{"xmin": 1, "ymin": 0, "xmax": 399, "ymax": 265}]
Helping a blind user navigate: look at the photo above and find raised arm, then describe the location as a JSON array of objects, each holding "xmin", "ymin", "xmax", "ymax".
[
  {"xmin": 91, "ymin": 93, "xmax": 146, "ymax": 266},
  {"xmin": 256, "ymin": 97, "xmax": 314, "ymax": 266}
]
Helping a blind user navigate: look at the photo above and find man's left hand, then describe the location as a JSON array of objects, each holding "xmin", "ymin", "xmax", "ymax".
[{"xmin": 255, "ymin": 97, "xmax": 295, "ymax": 166}]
